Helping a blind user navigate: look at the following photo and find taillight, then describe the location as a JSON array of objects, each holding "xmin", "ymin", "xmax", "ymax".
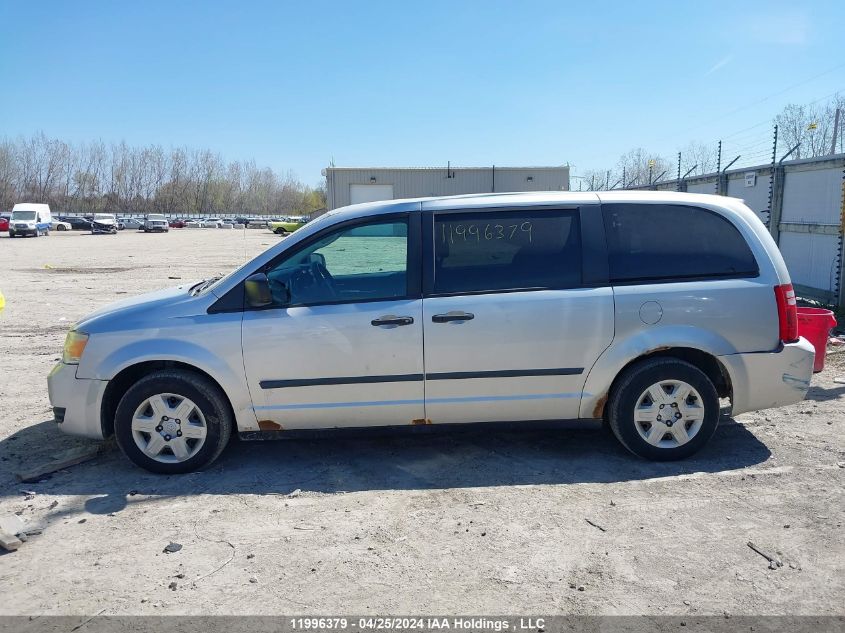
[{"xmin": 774, "ymin": 283, "xmax": 798, "ymax": 343}]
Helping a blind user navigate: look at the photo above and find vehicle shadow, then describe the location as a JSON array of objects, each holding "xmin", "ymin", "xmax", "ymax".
[
  {"xmin": 804, "ymin": 382, "xmax": 845, "ymax": 402},
  {"xmin": 0, "ymin": 416, "xmax": 771, "ymax": 514}
]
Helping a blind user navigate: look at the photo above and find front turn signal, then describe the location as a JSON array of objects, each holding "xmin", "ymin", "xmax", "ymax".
[{"xmin": 62, "ymin": 330, "xmax": 89, "ymax": 364}]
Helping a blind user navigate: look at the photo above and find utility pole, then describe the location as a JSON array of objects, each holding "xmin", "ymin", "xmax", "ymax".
[{"xmin": 831, "ymin": 108, "xmax": 841, "ymax": 155}]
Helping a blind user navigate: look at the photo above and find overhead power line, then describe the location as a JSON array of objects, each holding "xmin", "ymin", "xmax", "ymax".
[{"xmin": 655, "ymin": 63, "xmax": 845, "ymax": 144}]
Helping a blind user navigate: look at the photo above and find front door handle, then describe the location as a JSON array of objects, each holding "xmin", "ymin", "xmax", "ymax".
[
  {"xmin": 432, "ymin": 311, "xmax": 475, "ymax": 323},
  {"xmin": 371, "ymin": 315, "xmax": 415, "ymax": 327}
]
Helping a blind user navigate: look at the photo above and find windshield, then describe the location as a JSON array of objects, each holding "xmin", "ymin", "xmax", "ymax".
[
  {"xmin": 12, "ymin": 211, "xmax": 36, "ymax": 221},
  {"xmin": 94, "ymin": 214, "xmax": 115, "ymax": 221},
  {"xmin": 147, "ymin": 215, "xmax": 165, "ymax": 221},
  {"xmin": 200, "ymin": 209, "xmax": 339, "ymax": 296}
]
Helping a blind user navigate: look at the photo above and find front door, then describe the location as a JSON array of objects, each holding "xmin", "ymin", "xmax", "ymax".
[
  {"xmin": 422, "ymin": 206, "xmax": 614, "ymax": 423},
  {"xmin": 241, "ymin": 215, "xmax": 425, "ymax": 429}
]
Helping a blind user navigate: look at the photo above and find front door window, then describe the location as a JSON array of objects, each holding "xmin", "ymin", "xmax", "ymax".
[{"xmin": 265, "ymin": 219, "xmax": 409, "ymax": 306}]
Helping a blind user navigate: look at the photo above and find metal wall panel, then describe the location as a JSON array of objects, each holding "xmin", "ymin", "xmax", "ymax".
[
  {"xmin": 686, "ymin": 180, "xmax": 718, "ymax": 195},
  {"xmin": 781, "ymin": 165, "xmax": 844, "ymax": 224},
  {"xmin": 727, "ymin": 171, "xmax": 770, "ymax": 220},
  {"xmin": 778, "ymin": 231, "xmax": 840, "ymax": 294}
]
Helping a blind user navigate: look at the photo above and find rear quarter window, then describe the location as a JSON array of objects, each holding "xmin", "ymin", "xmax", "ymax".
[{"xmin": 602, "ymin": 203, "xmax": 759, "ymax": 282}]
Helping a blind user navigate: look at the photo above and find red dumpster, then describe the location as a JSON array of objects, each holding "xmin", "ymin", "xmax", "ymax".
[{"xmin": 796, "ymin": 307, "xmax": 837, "ymax": 372}]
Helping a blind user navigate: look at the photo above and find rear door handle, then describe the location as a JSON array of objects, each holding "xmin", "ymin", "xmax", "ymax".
[
  {"xmin": 432, "ymin": 311, "xmax": 475, "ymax": 323},
  {"xmin": 371, "ymin": 315, "xmax": 414, "ymax": 327}
]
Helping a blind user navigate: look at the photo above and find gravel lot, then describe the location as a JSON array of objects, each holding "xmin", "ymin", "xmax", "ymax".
[{"xmin": 0, "ymin": 229, "xmax": 843, "ymax": 616}]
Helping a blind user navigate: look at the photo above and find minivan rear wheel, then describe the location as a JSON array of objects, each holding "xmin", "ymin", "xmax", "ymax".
[
  {"xmin": 607, "ymin": 358, "xmax": 719, "ymax": 461},
  {"xmin": 114, "ymin": 369, "xmax": 232, "ymax": 474}
]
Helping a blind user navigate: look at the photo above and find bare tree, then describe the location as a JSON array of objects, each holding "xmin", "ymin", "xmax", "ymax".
[
  {"xmin": 775, "ymin": 94, "xmax": 845, "ymax": 159},
  {"xmin": 616, "ymin": 148, "xmax": 672, "ymax": 187},
  {"xmin": 0, "ymin": 132, "xmax": 320, "ymax": 216},
  {"xmin": 680, "ymin": 141, "xmax": 718, "ymax": 176}
]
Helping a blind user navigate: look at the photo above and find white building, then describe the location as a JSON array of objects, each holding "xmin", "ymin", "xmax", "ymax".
[{"xmin": 324, "ymin": 165, "xmax": 569, "ymax": 210}]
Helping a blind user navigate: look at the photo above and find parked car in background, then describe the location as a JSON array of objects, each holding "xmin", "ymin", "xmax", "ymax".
[
  {"xmin": 169, "ymin": 218, "xmax": 186, "ymax": 228},
  {"xmin": 118, "ymin": 217, "xmax": 144, "ymax": 230},
  {"xmin": 143, "ymin": 214, "xmax": 169, "ymax": 233},
  {"xmin": 267, "ymin": 216, "xmax": 307, "ymax": 234},
  {"xmin": 51, "ymin": 218, "xmax": 72, "ymax": 231},
  {"xmin": 9, "ymin": 203, "xmax": 52, "ymax": 237},
  {"xmin": 46, "ymin": 191, "xmax": 815, "ymax": 474},
  {"xmin": 59, "ymin": 216, "xmax": 94, "ymax": 231},
  {"xmin": 201, "ymin": 218, "xmax": 223, "ymax": 228},
  {"xmin": 91, "ymin": 213, "xmax": 118, "ymax": 234},
  {"xmin": 0, "ymin": 214, "xmax": 10, "ymax": 232}
]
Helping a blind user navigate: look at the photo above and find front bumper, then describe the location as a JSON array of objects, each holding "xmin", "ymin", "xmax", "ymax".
[
  {"xmin": 719, "ymin": 337, "xmax": 815, "ymax": 416},
  {"xmin": 47, "ymin": 363, "xmax": 109, "ymax": 439}
]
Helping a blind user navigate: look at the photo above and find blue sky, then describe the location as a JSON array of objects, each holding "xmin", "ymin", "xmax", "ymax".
[{"xmin": 1, "ymin": 0, "xmax": 843, "ymax": 185}]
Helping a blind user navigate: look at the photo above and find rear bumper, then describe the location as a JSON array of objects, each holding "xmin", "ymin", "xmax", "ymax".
[
  {"xmin": 719, "ymin": 337, "xmax": 815, "ymax": 416},
  {"xmin": 47, "ymin": 363, "xmax": 109, "ymax": 439}
]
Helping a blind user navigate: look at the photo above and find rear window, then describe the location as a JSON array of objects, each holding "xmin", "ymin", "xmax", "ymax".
[
  {"xmin": 433, "ymin": 209, "xmax": 581, "ymax": 294},
  {"xmin": 602, "ymin": 203, "xmax": 758, "ymax": 282}
]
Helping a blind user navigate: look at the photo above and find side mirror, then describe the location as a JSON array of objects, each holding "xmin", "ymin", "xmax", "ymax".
[{"xmin": 244, "ymin": 273, "xmax": 273, "ymax": 308}]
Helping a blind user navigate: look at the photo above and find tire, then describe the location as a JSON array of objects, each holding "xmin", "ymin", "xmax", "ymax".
[
  {"xmin": 57, "ymin": 224, "xmax": 67, "ymax": 231},
  {"xmin": 607, "ymin": 358, "xmax": 720, "ymax": 461},
  {"xmin": 8, "ymin": 230, "xmax": 14, "ymax": 238},
  {"xmin": 114, "ymin": 369, "xmax": 233, "ymax": 474}
]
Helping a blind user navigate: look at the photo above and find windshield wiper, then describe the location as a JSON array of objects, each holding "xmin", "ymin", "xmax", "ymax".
[{"xmin": 190, "ymin": 276, "xmax": 222, "ymax": 296}]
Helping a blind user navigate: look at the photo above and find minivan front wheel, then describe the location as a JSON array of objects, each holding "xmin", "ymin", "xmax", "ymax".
[
  {"xmin": 114, "ymin": 369, "xmax": 232, "ymax": 474},
  {"xmin": 607, "ymin": 358, "xmax": 719, "ymax": 461}
]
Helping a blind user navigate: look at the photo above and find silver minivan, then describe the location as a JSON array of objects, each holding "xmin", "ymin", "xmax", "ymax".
[{"xmin": 48, "ymin": 192, "xmax": 815, "ymax": 473}]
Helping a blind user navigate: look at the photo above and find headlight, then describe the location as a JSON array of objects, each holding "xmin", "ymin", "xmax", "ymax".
[{"xmin": 62, "ymin": 330, "xmax": 89, "ymax": 364}]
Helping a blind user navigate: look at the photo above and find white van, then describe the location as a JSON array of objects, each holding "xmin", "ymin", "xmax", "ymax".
[{"xmin": 10, "ymin": 203, "xmax": 52, "ymax": 238}]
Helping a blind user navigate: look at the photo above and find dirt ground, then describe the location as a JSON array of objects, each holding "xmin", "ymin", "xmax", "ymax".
[{"xmin": 0, "ymin": 228, "xmax": 843, "ymax": 616}]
